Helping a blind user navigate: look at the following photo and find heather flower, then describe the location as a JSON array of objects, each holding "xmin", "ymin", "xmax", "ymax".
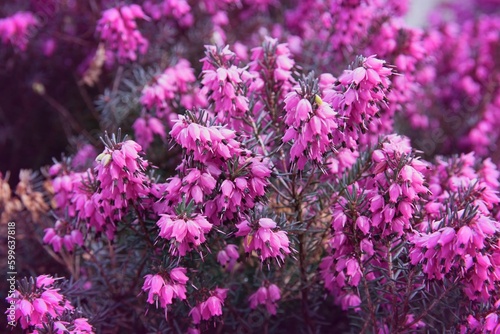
[
  {"xmin": 71, "ymin": 144, "xmax": 97, "ymax": 170},
  {"xmin": 249, "ymin": 37, "xmax": 295, "ymax": 99},
  {"xmin": 32, "ymin": 314, "xmax": 94, "ymax": 334},
  {"xmin": 140, "ymin": 59, "xmax": 203, "ymax": 125},
  {"xmin": 0, "ymin": 12, "xmax": 38, "ymax": 51},
  {"xmin": 366, "ymin": 135, "xmax": 429, "ymax": 238},
  {"xmin": 162, "ymin": 167, "xmax": 217, "ymax": 205},
  {"xmin": 410, "ymin": 153, "xmax": 500, "ymax": 301},
  {"xmin": 189, "ymin": 288, "xmax": 228, "ymax": 324},
  {"xmin": 157, "ymin": 213, "xmax": 213, "ymax": 256},
  {"xmin": 321, "ymin": 135, "xmax": 429, "ymax": 314},
  {"xmin": 248, "ymin": 283, "xmax": 281, "ymax": 315},
  {"xmin": 217, "ymin": 244, "xmax": 239, "ymax": 270},
  {"xmin": 142, "ymin": 267, "xmax": 188, "ymax": 311},
  {"xmin": 204, "ymin": 156, "xmax": 271, "ymax": 225},
  {"xmin": 235, "ymin": 218, "xmax": 291, "ymax": 263},
  {"xmin": 282, "ymin": 80, "xmax": 340, "ymax": 170},
  {"xmin": 96, "ymin": 5, "xmax": 149, "ymax": 63},
  {"xmin": 170, "ymin": 112, "xmax": 242, "ymax": 164},
  {"xmin": 94, "ymin": 136, "xmax": 150, "ymax": 236},
  {"xmin": 460, "ymin": 312, "xmax": 500, "ymax": 333},
  {"xmin": 43, "ymin": 219, "xmax": 84, "ymax": 253},
  {"xmin": 9, "ymin": 1, "xmax": 500, "ymax": 331},
  {"xmin": 366, "ymin": 19, "xmax": 434, "ymax": 131},
  {"xmin": 339, "ymin": 293, "xmax": 361, "ymax": 312},
  {"xmin": 49, "ymin": 163, "xmax": 100, "ymax": 232},
  {"xmin": 322, "ymin": 55, "xmax": 394, "ymax": 147},
  {"xmin": 6, "ymin": 276, "xmax": 78, "ymax": 330},
  {"xmin": 143, "ymin": 0, "xmax": 193, "ymax": 27},
  {"xmin": 410, "ymin": 210, "xmax": 500, "ymax": 299},
  {"xmin": 45, "ymin": 141, "xmax": 139, "ymax": 243},
  {"xmin": 51, "ymin": 171, "xmax": 77, "ymax": 212},
  {"xmin": 132, "ymin": 116, "xmax": 166, "ymax": 150},
  {"xmin": 201, "ymin": 45, "xmax": 235, "ymax": 71},
  {"xmin": 166, "ymin": 110, "xmax": 271, "ymax": 228},
  {"xmin": 200, "ymin": 45, "xmax": 254, "ymax": 127}
]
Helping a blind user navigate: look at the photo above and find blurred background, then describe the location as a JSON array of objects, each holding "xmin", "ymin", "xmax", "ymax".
[{"xmin": 406, "ymin": 0, "xmax": 442, "ymax": 26}]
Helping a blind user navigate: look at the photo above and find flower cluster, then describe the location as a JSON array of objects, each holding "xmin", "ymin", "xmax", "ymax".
[
  {"xmin": 51, "ymin": 168, "xmax": 110, "ymax": 239},
  {"xmin": 367, "ymin": 19, "xmax": 436, "ymax": 129},
  {"xmin": 0, "ymin": 11, "xmax": 38, "ymax": 51},
  {"xmin": 236, "ymin": 218, "xmax": 291, "ymax": 263},
  {"xmin": 217, "ymin": 244, "xmax": 239, "ymax": 270},
  {"xmin": 248, "ymin": 283, "xmax": 281, "ymax": 315},
  {"xmin": 189, "ymin": 288, "xmax": 228, "ymax": 325},
  {"xmin": 321, "ymin": 135, "xmax": 429, "ymax": 312},
  {"xmin": 283, "ymin": 86, "xmax": 340, "ymax": 170},
  {"xmin": 140, "ymin": 59, "xmax": 203, "ymax": 127},
  {"xmin": 248, "ymin": 37, "xmax": 295, "ymax": 101},
  {"xmin": 461, "ymin": 312, "xmax": 500, "ymax": 333},
  {"xmin": 165, "ymin": 111, "xmax": 271, "ymax": 225},
  {"xmin": 323, "ymin": 55, "xmax": 394, "ymax": 147},
  {"xmin": 157, "ymin": 212, "xmax": 213, "ymax": 256},
  {"xmin": 94, "ymin": 138, "xmax": 150, "ymax": 224},
  {"xmin": 204, "ymin": 156, "xmax": 272, "ymax": 225},
  {"xmin": 47, "ymin": 136, "xmax": 150, "ymax": 244},
  {"xmin": 96, "ymin": 5, "xmax": 149, "ymax": 63},
  {"xmin": 132, "ymin": 116, "xmax": 166, "ymax": 150},
  {"xmin": 143, "ymin": 0, "xmax": 193, "ymax": 27},
  {"xmin": 201, "ymin": 45, "xmax": 252, "ymax": 128},
  {"xmin": 31, "ymin": 313, "xmax": 94, "ymax": 334},
  {"xmin": 169, "ymin": 112, "xmax": 242, "ymax": 164},
  {"xmin": 398, "ymin": 4, "xmax": 500, "ymax": 159},
  {"xmin": 142, "ymin": 267, "xmax": 188, "ymax": 312},
  {"xmin": 366, "ymin": 135, "xmax": 429, "ymax": 237},
  {"xmin": 43, "ymin": 219, "xmax": 84, "ymax": 253},
  {"xmin": 7, "ymin": 275, "xmax": 93, "ymax": 332},
  {"xmin": 410, "ymin": 153, "xmax": 500, "ymax": 301}
]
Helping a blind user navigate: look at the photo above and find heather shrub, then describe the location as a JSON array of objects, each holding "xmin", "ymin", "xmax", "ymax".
[{"xmin": 3, "ymin": 0, "xmax": 500, "ymax": 333}]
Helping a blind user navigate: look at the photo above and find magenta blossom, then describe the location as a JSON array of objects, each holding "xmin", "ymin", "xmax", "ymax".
[
  {"xmin": 248, "ymin": 283, "xmax": 281, "ymax": 315},
  {"xmin": 189, "ymin": 288, "xmax": 228, "ymax": 324},
  {"xmin": 157, "ymin": 213, "xmax": 213, "ymax": 256},
  {"xmin": 142, "ymin": 267, "xmax": 188, "ymax": 315},
  {"xmin": 236, "ymin": 218, "xmax": 291, "ymax": 263}
]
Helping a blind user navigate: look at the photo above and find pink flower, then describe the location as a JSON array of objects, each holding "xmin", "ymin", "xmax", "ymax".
[
  {"xmin": 200, "ymin": 45, "xmax": 253, "ymax": 129},
  {"xmin": 248, "ymin": 283, "xmax": 281, "ymax": 315},
  {"xmin": 73, "ymin": 318, "xmax": 94, "ymax": 332},
  {"xmin": 43, "ymin": 220, "xmax": 84, "ymax": 253},
  {"xmin": 283, "ymin": 90, "xmax": 340, "ymax": 169},
  {"xmin": 143, "ymin": 0, "xmax": 193, "ymax": 26},
  {"xmin": 142, "ymin": 267, "xmax": 188, "ymax": 310},
  {"xmin": 93, "ymin": 138, "xmax": 150, "ymax": 238},
  {"xmin": 217, "ymin": 244, "xmax": 239, "ymax": 270},
  {"xmin": 190, "ymin": 288, "xmax": 228, "ymax": 324},
  {"xmin": 236, "ymin": 218, "xmax": 291, "ymax": 263},
  {"xmin": 340, "ymin": 293, "xmax": 361, "ymax": 311},
  {"xmin": 132, "ymin": 116, "xmax": 166, "ymax": 150},
  {"xmin": 249, "ymin": 37, "xmax": 295, "ymax": 97},
  {"xmin": 6, "ymin": 276, "xmax": 78, "ymax": 330},
  {"xmin": 157, "ymin": 213, "xmax": 213, "ymax": 255},
  {"xmin": 140, "ymin": 59, "xmax": 202, "ymax": 123},
  {"xmin": 0, "ymin": 12, "xmax": 38, "ymax": 51},
  {"xmin": 170, "ymin": 114, "xmax": 241, "ymax": 163},
  {"xmin": 202, "ymin": 296, "xmax": 224, "ymax": 318},
  {"xmin": 322, "ymin": 55, "xmax": 394, "ymax": 148},
  {"xmin": 356, "ymin": 216, "xmax": 370, "ymax": 235},
  {"xmin": 96, "ymin": 5, "xmax": 149, "ymax": 63}
]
